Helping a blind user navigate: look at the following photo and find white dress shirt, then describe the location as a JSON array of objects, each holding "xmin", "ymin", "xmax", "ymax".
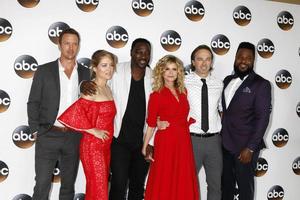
[
  {"xmin": 54, "ymin": 60, "xmax": 79, "ymax": 126},
  {"xmin": 224, "ymin": 75, "xmax": 248, "ymax": 108},
  {"xmin": 185, "ymin": 72, "xmax": 223, "ymax": 134}
]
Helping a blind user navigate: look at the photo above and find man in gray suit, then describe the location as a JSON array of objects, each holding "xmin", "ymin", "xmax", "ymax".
[{"xmin": 27, "ymin": 28, "xmax": 90, "ymax": 200}]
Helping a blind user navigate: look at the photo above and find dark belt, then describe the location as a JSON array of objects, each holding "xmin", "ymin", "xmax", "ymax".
[
  {"xmin": 50, "ymin": 125, "xmax": 71, "ymax": 132},
  {"xmin": 190, "ymin": 132, "xmax": 219, "ymax": 138}
]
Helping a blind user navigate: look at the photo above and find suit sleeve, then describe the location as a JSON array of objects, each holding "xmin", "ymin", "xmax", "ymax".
[
  {"xmin": 247, "ymin": 80, "xmax": 272, "ymax": 151},
  {"xmin": 27, "ymin": 67, "xmax": 43, "ymax": 134}
]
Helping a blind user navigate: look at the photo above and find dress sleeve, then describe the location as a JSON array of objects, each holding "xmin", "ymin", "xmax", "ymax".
[
  {"xmin": 146, "ymin": 92, "xmax": 160, "ymax": 128},
  {"xmin": 58, "ymin": 98, "xmax": 93, "ymax": 131}
]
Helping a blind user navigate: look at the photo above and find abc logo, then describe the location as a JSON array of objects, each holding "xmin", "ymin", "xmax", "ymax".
[
  {"xmin": 296, "ymin": 102, "xmax": 300, "ymax": 118},
  {"xmin": 76, "ymin": 0, "xmax": 99, "ymax": 12},
  {"xmin": 132, "ymin": 0, "xmax": 154, "ymax": 17},
  {"xmin": 52, "ymin": 161, "xmax": 61, "ymax": 183},
  {"xmin": 233, "ymin": 5, "xmax": 251, "ymax": 26},
  {"xmin": 17, "ymin": 0, "xmax": 39, "ymax": 8},
  {"xmin": 267, "ymin": 185, "xmax": 284, "ymax": 200},
  {"xmin": 272, "ymin": 128, "xmax": 289, "ymax": 147},
  {"xmin": 0, "ymin": 90, "xmax": 11, "ymax": 113},
  {"xmin": 184, "ymin": 64, "xmax": 193, "ymax": 75},
  {"xmin": 184, "ymin": 0, "xmax": 205, "ymax": 22},
  {"xmin": 14, "ymin": 55, "xmax": 38, "ymax": 79},
  {"xmin": 0, "ymin": 18, "xmax": 13, "ymax": 42},
  {"xmin": 48, "ymin": 22, "xmax": 70, "ymax": 44},
  {"xmin": 292, "ymin": 157, "xmax": 300, "ymax": 175},
  {"xmin": 275, "ymin": 70, "xmax": 292, "ymax": 89},
  {"xmin": 255, "ymin": 157, "xmax": 268, "ymax": 177},
  {"xmin": 277, "ymin": 11, "xmax": 294, "ymax": 31},
  {"xmin": 106, "ymin": 26, "xmax": 129, "ymax": 48},
  {"xmin": 12, "ymin": 194, "xmax": 32, "ymax": 200},
  {"xmin": 77, "ymin": 57, "xmax": 91, "ymax": 69},
  {"xmin": 74, "ymin": 193, "xmax": 85, "ymax": 200},
  {"xmin": 0, "ymin": 161, "xmax": 9, "ymax": 182},
  {"xmin": 210, "ymin": 34, "xmax": 230, "ymax": 55},
  {"xmin": 160, "ymin": 30, "xmax": 182, "ymax": 52},
  {"xmin": 257, "ymin": 38, "xmax": 275, "ymax": 58},
  {"xmin": 12, "ymin": 125, "xmax": 35, "ymax": 149}
]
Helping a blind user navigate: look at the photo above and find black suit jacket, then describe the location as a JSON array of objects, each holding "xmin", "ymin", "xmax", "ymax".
[
  {"xmin": 27, "ymin": 59, "xmax": 90, "ymax": 135},
  {"xmin": 221, "ymin": 71, "xmax": 272, "ymax": 154}
]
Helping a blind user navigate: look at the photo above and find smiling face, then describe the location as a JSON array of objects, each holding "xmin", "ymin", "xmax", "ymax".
[
  {"xmin": 234, "ymin": 48, "xmax": 254, "ymax": 75},
  {"xmin": 162, "ymin": 62, "xmax": 178, "ymax": 85},
  {"xmin": 93, "ymin": 56, "xmax": 115, "ymax": 81},
  {"xmin": 130, "ymin": 42, "xmax": 151, "ymax": 69},
  {"xmin": 192, "ymin": 48, "xmax": 212, "ymax": 78}
]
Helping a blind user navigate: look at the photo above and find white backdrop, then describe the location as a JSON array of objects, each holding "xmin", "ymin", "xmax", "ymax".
[{"xmin": 0, "ymin": 0, "xmax": 299, "ymax": 199}]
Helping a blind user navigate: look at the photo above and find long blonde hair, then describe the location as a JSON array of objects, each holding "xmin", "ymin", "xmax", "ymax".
[{"xmin": 152, "ymin": 55, "xmax": 185, "ymax": 93}]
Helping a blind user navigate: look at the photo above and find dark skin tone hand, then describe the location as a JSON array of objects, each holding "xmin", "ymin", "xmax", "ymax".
[
  {"xmin": 80, "ymin": 80, "xmax": 97, "ymax": 96},
  {"xmin": 238, "ymin": 148, "xmax": 253, "ymax": 164},
  {"xmin": 144, "ymin": 144, "xmax": 154, "ymax": 162}
]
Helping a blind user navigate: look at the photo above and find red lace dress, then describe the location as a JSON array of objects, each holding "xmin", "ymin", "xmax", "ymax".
[
  {"xmin": 58, "ymin": 98, "xmax": 116, "ymax": 200},
  {"xmin": 145, "ymin": 87, "xmax": 199, "ymax": 200}
]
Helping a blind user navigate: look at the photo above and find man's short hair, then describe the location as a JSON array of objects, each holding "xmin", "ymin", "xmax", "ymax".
[
  {"xmin": 236, "ymin": 42, "xmax": 255, "ymax": 59},
  {"xmin": 131, "ymin": 38, "xmax": 151, "ymax": 50},
  {"xmin": 58, "ymin": 28, "xmax": 80, "ymax": 45}
]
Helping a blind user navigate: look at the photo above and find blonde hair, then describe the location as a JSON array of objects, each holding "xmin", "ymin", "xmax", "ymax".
[
  {"xmin": 90, "ymin": 50, "xmax": 117, "ymax": 79},
  {"xmin": 152, "ymin": 55, "xmax": 185, "ymax": 93}
]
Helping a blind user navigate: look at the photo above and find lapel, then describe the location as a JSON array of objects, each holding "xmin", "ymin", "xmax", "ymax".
[
  {"xmin": 77, "ymin": 63, "xmax": 84, "ymax": 84},
  {"xmin": 226, "ymin": 72, "xmax": 256, "ymax": 110},
  {"xmin": 52, "ymin": 59, "xmax": 60, "ymax": 98}
]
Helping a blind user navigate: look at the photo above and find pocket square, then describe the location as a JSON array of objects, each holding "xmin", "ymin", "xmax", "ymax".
[{"xmin": 242, "ymin": 87, "xmax": 251, "ymax": 93}]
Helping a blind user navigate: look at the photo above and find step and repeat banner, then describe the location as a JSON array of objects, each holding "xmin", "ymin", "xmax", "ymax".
[{"xmin": 0, "ymin": 0, "xmax": 299, "ymax": 199}]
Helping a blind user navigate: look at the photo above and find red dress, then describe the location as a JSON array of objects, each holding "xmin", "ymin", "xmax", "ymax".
[
  {"xmin": 58, "ymin": 98, "xmax": 116, "ymax": 200},
  {"xmin": 145, "ymin": 87, "xmax": 199, "ymax": 200}
]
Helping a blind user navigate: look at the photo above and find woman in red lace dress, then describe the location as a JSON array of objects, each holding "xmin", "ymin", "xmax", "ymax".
[
  {"xmin": 142, "ymin": 55, "xmax": 199, "ymax": 200},
  {"xmin": 58, "ymin": 50, "xmax": 117, "ymax": 200}
]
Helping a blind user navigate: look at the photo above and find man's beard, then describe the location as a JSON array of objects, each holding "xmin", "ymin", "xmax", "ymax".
[{"xmin": 234, "ymin": 64, "xmax": 253, "ymax": 79}]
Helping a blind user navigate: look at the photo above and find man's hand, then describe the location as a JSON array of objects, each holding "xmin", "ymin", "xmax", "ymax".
[
  {"xmin": 238, "ymin": 148, "xmax": 253, "ymax": 164},
  {"xmin": 144, "ymin": 144, "xmax": 154, "ymax": 162},
  {"xmin": 80, "ymin": 80, "xmax": 97, "ymax": 96},
  {"xmin": 157, "ymin": 117, "xmax": 169, "ymax": 130}
]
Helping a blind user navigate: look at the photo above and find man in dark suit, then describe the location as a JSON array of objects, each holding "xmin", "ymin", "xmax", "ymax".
[
  {"xmin": 27, "ymin": 28, "xmax": 90, "ymax": 200},
  {"xmin": 221, "ymin": 42, "xmax": 271, "ymax": 200}
]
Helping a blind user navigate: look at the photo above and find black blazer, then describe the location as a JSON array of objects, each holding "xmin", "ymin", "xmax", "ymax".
[
  {"xmin": 221, "ymin": 71, "xmax": 272, "ymax": 154},
  {"xmin": 27, "ymin": 59, "xmax": 90, "ymax": 135}
]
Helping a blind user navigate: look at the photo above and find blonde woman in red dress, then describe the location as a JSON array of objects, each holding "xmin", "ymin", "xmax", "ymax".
[
  {"xmin": 142, "ymin": 55, "xmax": 199, "ymax": 200},
  {"xmin": 58, "ymin": 50, "xmax": 117, "ymax": 200}
]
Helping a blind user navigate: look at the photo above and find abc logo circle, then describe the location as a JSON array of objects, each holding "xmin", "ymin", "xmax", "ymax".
[
  {"xmin": 132, "ymin": 0, "xmax": 154, "ymax": 17},
  {"xmin": 210, "ymin": 34, "xmax": 230, "ymax": 55},
  {"xmin": 296, "ymin": 102, "xmax": 300, "ymax": 118},
  {"xmin": 77, "ymin": 58, "xmax": 91, "ymax": 69},
  {"xmin": 272, "ymin": 128, "xmax": 289, "ymax": 147},
  {"xmin": 12, "ymin": 194, "xmax": 32, "ymax": 200},
  {"xmin": 76, "ymin": 0, "xmax": 99, "ymax": 12},
  {"xmin": 0, "ymin": 18, "xmax": 13, "ymax": 42},
  {"xmin": 184, "ymin": 64, "xmax": 193, "ymax": 75},
  {"xmin": 267, "ymin": 185, "xmax": 284, "ymax": 200},
  {"xmin": 255, "ymin": 157, "xmax": 268, "ymax": 177},
  {"xmin": 52, "ymin": 161, "xmax": 61, "ymax": 183},
  {"xmin": 0, "ymin": 90, "xmax": 11, "ymax": 113},
  {"xmin": 292, "ymin": 157, "xmax": 300, "ymax": 175},
  {"xmin": 106, "ymin": 26, "xmax": 129, "ymax": 48},
  {"xmin": 277, "ymin": 11, "xmax": 294, "ymax": 31},
  {"xmin": 17, "ymin": 0, "xmax": 39, "ymax": 8},
  {"xmin": 12, "ymin": 125, "xmax": 35, "ymax": 149},
  {"xmin": 48, "ymin": 22, "xmax": 70, "ymax": 44},
  {"xmin": 184, "ymin": 0, "xmax": 205, "ymax": 22},
  {"xmin": 233, "ymin": 5, "xmax": 251, "ymax": 26},
  {"xmin": 0, "ymin": 161, "xmax": 9, "ymax": 182},
  {"xmin": 275, "ymin": 70, "xmax": 292, "ymax": 89},
  {"xmin": 74, "ymin": 193, "xmax": 85, "ymax": 200},
  {"xmin": 14, "ymin": 55, "xmax": 38, "ymax": 79},
  {"xmin": 257, "ymin": 38, "xmax": 275, "ymax": 58},
  {"xmin": 160, "ymin": 30, "xmax": 182, "ymax": 52}
]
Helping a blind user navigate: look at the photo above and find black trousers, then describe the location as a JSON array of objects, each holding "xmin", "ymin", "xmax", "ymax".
[
  {"xmin": 109, "ymin": 138, "xmax": 149, "ymax": 200},
  {"xmin": 221, "ymin": 147, "xmax": 259, "ymax": 200},
  {"xmin": 32, "ymin": 130, "xmax": 81, "ymax": 200}
]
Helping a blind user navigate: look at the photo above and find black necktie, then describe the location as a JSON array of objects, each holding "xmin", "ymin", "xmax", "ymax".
[{"xmin": 201, "ymin": 78, "xmax": 209, "ymax": 133}]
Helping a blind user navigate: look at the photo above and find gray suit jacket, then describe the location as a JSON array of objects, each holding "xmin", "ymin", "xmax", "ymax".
[{"xmin": 27, "ymin": 59, "xmax": 90, "ymax": 135}]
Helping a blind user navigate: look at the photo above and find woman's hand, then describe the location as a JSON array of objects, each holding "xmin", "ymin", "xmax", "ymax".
[{"xmin": 92, "ymin": 129, "xmax": 110, "ymax": 141}]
